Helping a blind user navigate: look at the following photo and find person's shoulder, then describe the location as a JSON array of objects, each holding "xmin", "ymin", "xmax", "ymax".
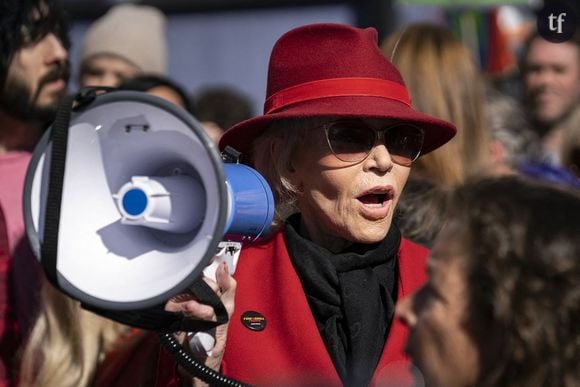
[
  {"xmin": 397, "ymin": 237, "xmax": 429, "ymax": 292},
  {"xmin": 236, "ymin": 227, "xmax": 285, "ymax": 261},
  {"xmin": 234, "ymin": 228, "xmax": 286, "ymax": 278},
  {"xmin": 241, "ymin": 227, "xmax": 283, "ymax": 248},
  {"xmin": 399, "ymin": 237, "xmax": 429, "ymax": 261}
]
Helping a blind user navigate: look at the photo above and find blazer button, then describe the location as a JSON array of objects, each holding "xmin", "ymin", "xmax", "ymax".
[{"xmin": 241, "ymin": 310, "xmax": 266, "ymax": 331}]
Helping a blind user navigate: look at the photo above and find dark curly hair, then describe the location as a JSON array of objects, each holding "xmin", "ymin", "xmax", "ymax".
[
  {"xmin": 0, "ymin": 0, "xmax": 69, "ymax": 88},
  {"xmin": 446, "ymin": 176, "xmax": 580, "ymax": 386}
]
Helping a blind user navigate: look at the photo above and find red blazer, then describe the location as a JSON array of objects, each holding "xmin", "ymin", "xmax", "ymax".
[
  {"xmin": 97, "ymin": 230, "xmax": 428, "ymax": 387},
  {"xmin": 221, "ymin": 230, "xmax": 427, "ymax": 386}
]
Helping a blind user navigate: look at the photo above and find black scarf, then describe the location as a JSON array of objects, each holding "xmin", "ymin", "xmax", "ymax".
[{"xmin": 284, "ymin": 214, "xmax": 400, "ymax": 386}]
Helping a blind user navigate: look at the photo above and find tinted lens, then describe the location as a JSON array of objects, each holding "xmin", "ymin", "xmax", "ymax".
[
  {"xmin": 326, "ymin": 122, "xmax": 376, "ymax": 162},
  {"xmin": 384, "ymin": 124, "xmax": 424, "ymax": 166}
]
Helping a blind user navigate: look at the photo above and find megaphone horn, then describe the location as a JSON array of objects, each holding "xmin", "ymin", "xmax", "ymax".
[{"xmin": 23, "ymin": 90, "xmax": 274, "ymax": 311}]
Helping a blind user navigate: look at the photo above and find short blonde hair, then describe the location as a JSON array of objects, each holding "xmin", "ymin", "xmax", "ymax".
[{"xmin": 250, "ymin": 117, "xmax": 327, "ymax": 224}]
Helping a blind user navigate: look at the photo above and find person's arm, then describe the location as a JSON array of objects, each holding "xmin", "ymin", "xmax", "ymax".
[{"xmin": 164, "ymin": 262, "xmax": 237, "ymax": 386}]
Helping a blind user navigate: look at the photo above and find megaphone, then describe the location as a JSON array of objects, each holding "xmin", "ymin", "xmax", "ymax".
[{"xmin": 23, "ymin": 90, "xmax": 274, "ymax": 312}]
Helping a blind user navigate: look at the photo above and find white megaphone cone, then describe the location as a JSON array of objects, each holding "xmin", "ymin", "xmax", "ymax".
[{"xmin": 23, "ymin": 90, "xmax": 274, "ymax": 311}]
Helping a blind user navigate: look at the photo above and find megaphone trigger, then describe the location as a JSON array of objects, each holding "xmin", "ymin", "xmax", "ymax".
[
  {"xmin": 180, "ymin": 240, "xmax": 241, "ymax": 356},
  {"xmin": 203, "ymin": 241, "xmax": 242, "ymax": 283}
]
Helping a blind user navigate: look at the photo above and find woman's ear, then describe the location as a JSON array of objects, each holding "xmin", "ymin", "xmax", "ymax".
[
  {"xmin": 270, "ymin": 137, "xmax": 301, "ymax": 187},
  {"xmin": 270, "ymin": 137, "xmax": 294, "ymax": 172}
]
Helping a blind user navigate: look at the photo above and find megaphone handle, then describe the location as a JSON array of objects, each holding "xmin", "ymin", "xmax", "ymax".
[
  {"xmin": 187, "ymin": 330, "xmax": 216, "ymax": 357},
  {"xmin": 158, "ymin": 332, "xmax": 251, "ymax": 387}
]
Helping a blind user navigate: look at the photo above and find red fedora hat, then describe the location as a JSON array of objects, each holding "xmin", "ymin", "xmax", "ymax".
[{"xmin": 219, "ymin": 23, "xmax": 456, "ymax": 159}]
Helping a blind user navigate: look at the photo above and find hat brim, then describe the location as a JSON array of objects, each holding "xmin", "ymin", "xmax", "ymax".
[{"xmin": 219, "ymin": 96, "xmax": 456, "ymax": 161}]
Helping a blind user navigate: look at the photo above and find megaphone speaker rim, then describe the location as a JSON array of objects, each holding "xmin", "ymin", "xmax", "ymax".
[{"xmin": 23, "ymin": 90, "xmax": 229, "ymax": 310}]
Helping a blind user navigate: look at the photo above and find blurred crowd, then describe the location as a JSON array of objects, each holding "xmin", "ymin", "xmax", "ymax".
[{"xmin": 0, "ymin": 1, "xmax": 578, "ymax": 386}]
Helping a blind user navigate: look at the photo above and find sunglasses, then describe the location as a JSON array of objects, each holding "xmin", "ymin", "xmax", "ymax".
[{"xmin": 322, "ymin": 120, "xmax": 425, "ymax": 166}]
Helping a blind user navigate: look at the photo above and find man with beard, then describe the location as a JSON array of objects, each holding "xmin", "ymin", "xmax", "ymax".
[
  {"xmin": 0, "ymin": 0, "xmax": 69, "ymax": 384},
  {"xmin": 521, "ymin": 30, "xmax": 580, "ymax": 165}
]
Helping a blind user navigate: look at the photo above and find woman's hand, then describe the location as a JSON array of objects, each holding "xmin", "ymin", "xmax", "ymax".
[{"xmin": 165, "ymin": 261, "xmax": 237, "ymax": 385}]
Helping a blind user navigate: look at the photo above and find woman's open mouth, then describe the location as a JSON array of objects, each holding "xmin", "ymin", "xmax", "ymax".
[
  {"xmin": 357, "ymin": 187, "xmax": 394, "ymax": 219},
  {"xmin": 358, "ymin": 192, "xmax": 389, "ymax": 207}
]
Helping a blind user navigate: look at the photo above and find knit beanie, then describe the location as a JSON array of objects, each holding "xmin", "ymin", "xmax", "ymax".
[{"xmin": 80, "ymin": 4, "xmax": 167, "ymax": 74}]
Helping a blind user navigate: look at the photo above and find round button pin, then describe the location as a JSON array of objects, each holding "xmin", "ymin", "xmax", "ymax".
[{"xmin": 241, "ymin": 311, "xmax": 266, "ymax": 331}]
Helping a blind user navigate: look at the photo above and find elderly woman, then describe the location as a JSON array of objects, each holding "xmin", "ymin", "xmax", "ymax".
[
  {"xmin": 396, "ymin": 176, "xmax": 580, "ymax": 387},
  {"xmin": 97, "ymin": 23, "xmax": 455, "ymax": 387}
]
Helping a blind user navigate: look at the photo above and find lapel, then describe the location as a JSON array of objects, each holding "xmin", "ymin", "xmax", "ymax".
[
  {"xmin": 223, "ymin": 230, "xmax": 340, "ymax": 384},
  {"xmin": 371, "ymin": 238, "xmax": 428, "ymax": 385}
]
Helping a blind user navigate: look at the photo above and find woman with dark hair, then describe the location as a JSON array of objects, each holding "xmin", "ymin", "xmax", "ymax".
[{"xmin": 397, "ymin": 176, "xmax": 580, "ymax": 387}]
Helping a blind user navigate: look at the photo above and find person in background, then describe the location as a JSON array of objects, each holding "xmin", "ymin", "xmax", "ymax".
[
  {"xmin": 485, "ymin": 86, "xmax": 542, "ymax": 176},
  {"xmin": 18, "ymin": 276, "xmax": 133, "ymax": 387},
  {"xmin": 485, "ymin": 86, "xmax": 580, "ymax": 188},
  {"xmin": 77, "ymin": 3, "xmax": 167, "ymax": 89},
  {"xmin": 0, "ymin": 0, "xmax": 69, "ymax": 384},
  {"xmin": 382, "ymin": 23, "xmax": 490, "ymax": 250},
  {"xmin": 486, "ymin": 83, "xmax": 580, "ymax": 188},
  {"xmin": 382, "ymin": 23, "xmax": 490, "ymax": 187},
  {"xmin": 560, "ymin": 107, "xmax": 580, "ymax": 177},
  {"xmin": 397, "ymin": 176, "xmax": 580, "ymax": 387},
  {"xmin": 520, "ymin": 30, "xmax": 580, "ymax": 165},
  {"xmin": 194, "ymin": 86, "xmax": 254, "ymax": 143},
  {"xmin": 119, "ymin": 74, "xmax": 192, "ymax": 112},
  {"xmin": 516, "ymin": 108, "xmax": 580, "ymax": 188}
]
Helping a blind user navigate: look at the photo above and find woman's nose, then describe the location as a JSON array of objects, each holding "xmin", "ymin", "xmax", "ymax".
[{"xmin": 365, "ymin": 143, "xmax": 394, "ymax": 173}]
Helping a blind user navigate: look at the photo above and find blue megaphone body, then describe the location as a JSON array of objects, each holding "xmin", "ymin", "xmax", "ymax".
[{"xmin": 115, "ymin": 163, "xmax": 273, "ymax": 239}]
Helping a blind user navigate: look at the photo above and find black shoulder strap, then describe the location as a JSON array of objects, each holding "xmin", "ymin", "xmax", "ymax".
[
  {"xmin": 40, "ymin": 87, "xmax": 112, "ymax": 285},
  {"xmin": 40, "ymin": 92, "xmax": 75, "ymax": 285},
  {"xmin": 82, "ymin": 277, "xmax": 229, "ymax": 332}
]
